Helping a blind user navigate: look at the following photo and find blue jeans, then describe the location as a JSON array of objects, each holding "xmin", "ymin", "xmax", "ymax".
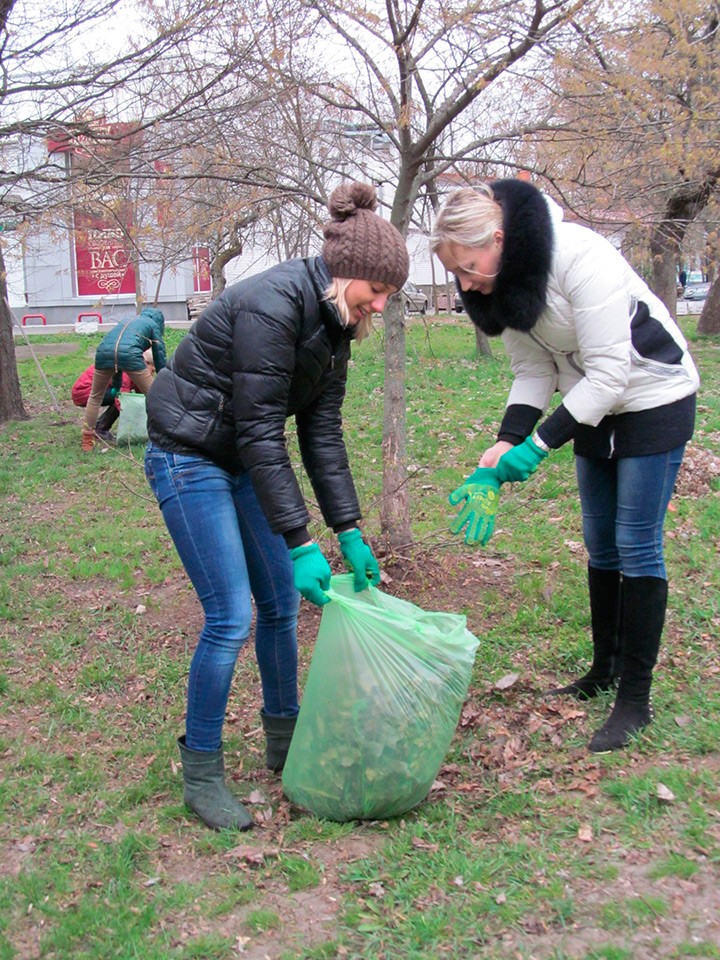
[
  {"xmin": 575, "ymin": 446, "xmax": 685, "ymax": 579},
  {"xmin": 144, "ymin": 444, "xmax": 300, "ymax": 752}
]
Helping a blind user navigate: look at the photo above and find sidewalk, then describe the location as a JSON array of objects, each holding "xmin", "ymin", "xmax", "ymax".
[
  {"xmin": 676, "ymin": 300, "xmax": 704, "ymax": 316},
  {"xmin": 13, "ymin": 319, "xmax": 193, "ymax": 338}
]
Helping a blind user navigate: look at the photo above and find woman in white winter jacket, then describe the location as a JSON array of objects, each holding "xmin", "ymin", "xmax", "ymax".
[{"xmin": 431, "ymin": 178, "xmax": 699, "ymax": 754}]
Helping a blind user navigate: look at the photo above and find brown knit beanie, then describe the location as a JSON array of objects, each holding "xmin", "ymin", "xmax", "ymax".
[{"xmin": 322, "ymin": 182, "xmax": 410, "ymax": 290}]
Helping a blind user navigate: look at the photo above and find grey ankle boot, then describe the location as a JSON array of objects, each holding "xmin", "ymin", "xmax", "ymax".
[
  {"xmin": 177, "ymin": 736, "xmax": 254, "ymax": 831},
  {"xmin": 260, "ymin": 711, "xmax": 297, "ymax": 772}
]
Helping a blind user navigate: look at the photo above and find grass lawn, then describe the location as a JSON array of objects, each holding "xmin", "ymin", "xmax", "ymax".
[{"xmin": 1, "ymin": 317, "xmax": 719, "ymax": 960}]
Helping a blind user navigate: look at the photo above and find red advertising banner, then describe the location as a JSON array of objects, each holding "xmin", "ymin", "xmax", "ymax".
[
  {"xmin": 47, "ymin": 119, "xmax": 140, "ymax": 157},
  {"xmin": 192, "ymin": 246, "xmax": 212, "ymax": 293},
  {"xmin": 74, "ymin": 212, "xmax": 136, "ymax": 296}
]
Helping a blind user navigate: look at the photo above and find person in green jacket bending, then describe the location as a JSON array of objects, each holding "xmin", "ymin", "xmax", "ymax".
[{"xmin": 81, "ymin": 306, "xmax": 166, "ymax": 451}]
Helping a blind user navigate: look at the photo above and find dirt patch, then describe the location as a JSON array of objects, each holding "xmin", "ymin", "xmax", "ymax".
[
  {"xmin": 2, "ymin": 442, "xmax": 719, "ymax": 959},
  {"xmin": 674, "ymin": 438, "xmax": 720, "ymax": 498},
  {"xmin": 504, "ymin": 855, "xmax": 720, "ymax": 959},
  {"xmin": 14, "ymin": 341, "xmax": 84, "ymax": 360}
]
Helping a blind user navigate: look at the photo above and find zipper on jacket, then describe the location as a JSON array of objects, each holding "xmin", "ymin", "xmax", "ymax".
[
  {"xmin": 331, "ymin": 354, "xmax": 335, "ymax": 370},
  {"xmin": 113, "ymin": 318, "xmax": 132, "ymax": 373},
  {"xmin": 527, "ymin": 329, "xmax": 585, "ymax": 377},
  {"xmin": 566, "ymin": 353, "xmax": 585, "ymax": 376}
]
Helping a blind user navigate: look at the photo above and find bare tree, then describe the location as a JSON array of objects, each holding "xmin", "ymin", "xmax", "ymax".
[
  {"xmin": 156, "ymin": 81, "xmax": 338, "ymax": 295},
  {"xmin": 0, "ymin": 0, "xmax": 275, "ymax": 424},
  {"xmin": 527, "ymin": 0, "xmax": 720, "ymax": 319},
  {"xmin": 697, "ymin": 279, "xmax": 720, "ymax": 333},
  {"xmin": 0, "ymin": 245, "xmax": 28, "ymax": 422},
  {"xmin": 252, "ymin": 0, "xmax": 596, "ymax": 546}
]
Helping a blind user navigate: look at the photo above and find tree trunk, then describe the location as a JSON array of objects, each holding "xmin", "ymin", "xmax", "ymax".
[
  {"xmin": 697, "ymin": 280, "xmax": 720, "ymax": 335},
  {"xmin": 379, "ymin": 165, "xmax": 424, "ymax": 550},
  {"xmin": 130, "ymin": 244, "xmax": 144, "ymax": 313},
  {"xmin": 211, "ymin": 243, "xmax": 242, "ymax": 297},
  {"xmin": 474, "ymin": 326, "xmax": 492, "ymax": 356},
  {"xmin": 0, "ymin": 246, "xmax": 30, "ymax": 425},
  {"xmin": 211, "ymin": 259, "xmax": 226, "ymax": 297},
  {"xmin": 650, "ymin": 178, "xmax": 719, "ymax": 317},
  {"xmin": 0, "ymin": 1, "xmax": 17, "ymax": 32},
  {"xmin": 380, "ymin": 295, "xmax": 411, "ymax": 548},
  {"xmin": 649, "ymin": 220, "xmax": 683, "ymax": 319}
]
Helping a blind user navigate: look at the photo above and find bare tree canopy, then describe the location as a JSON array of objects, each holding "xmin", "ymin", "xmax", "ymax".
[
  {"xmin": 525, "ymin": 0, "xmax": 720, "ymax": 318},
  {"xmin": 5, "ymin": 0, "xmax": 717, "ymax": 549},
  {"xmin": 247, "ymin": 0, "xmax": 597, "ymax": 544},
  {"xmin": 0, "ymin": 0, "xmax": 285, "ymax": 423}
]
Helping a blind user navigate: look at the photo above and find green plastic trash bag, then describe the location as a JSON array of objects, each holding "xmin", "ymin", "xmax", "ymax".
[
  {"xmin": 282, "ymin": 574, "xmax": 479, "ymax": 822},
  {"xmin": 116, "ymin": 393, "xmax": 148, "ymax": 443}
]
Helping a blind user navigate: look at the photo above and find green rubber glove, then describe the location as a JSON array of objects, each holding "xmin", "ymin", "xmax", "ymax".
[
  {"xmin": 448, "ymin": 467, "xmax": 501, "ymax": 546},
  {"xmin": 289, "ymin": 544, "xmax": 331, "ymax": 606},
  {"xmin": 495, "ymin": 436, "xmax": 549, "ymax": 484},
  {"xmin": 337, "ymin": 528, "xmax": 381, "ymax": 592},
  {"xmin": 109, "ymin": 372, "xmax": 123, "ymax": 399}
]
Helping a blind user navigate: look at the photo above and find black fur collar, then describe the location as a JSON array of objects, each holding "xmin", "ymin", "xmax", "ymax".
[{"xmin": 459, "ymin": 179, "xmax": 554, "ymax": 336}]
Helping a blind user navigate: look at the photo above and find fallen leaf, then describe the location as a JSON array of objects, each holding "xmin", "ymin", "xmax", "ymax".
[
  {"xmin": 411, "ymin": 837, "xmax": 439, "ymax": 852},
  {"xmin": 494, "ymin": 673, "xmax": 519, "ymax": 691},
  {"xmin": 578, "ymin": 824, "xmax": 593, "ymax": 843},
  {"xmin": 460, "ymin": 703, "xmax": 483, "ymax": 727},
  {"xmin": 567, "ymin": 779, "xmax": 599, "ymax": 798},
  {"xmin": 674, "ymin": 715, "xmax": 691, "ymax": 728},
  {"xmin": 656, "ymin": 783, "xmax": 675, "ymax": 803},
  {"xmin": 224, "ymin": 845, "xmax": 268, "ymax": 865}
]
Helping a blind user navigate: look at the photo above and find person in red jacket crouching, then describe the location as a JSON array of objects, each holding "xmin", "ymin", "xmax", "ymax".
[
  {"xmin": 71, "ymin": 366, "xmax": 131, "ymax": 444},
  {"xmin": 72, "ymin": 349, "xmax": 156, "ymax": 444}
]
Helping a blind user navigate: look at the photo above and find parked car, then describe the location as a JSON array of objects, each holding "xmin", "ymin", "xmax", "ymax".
[
  {"xmin": 402, "ymin": 281, "xmax": 428, "ymax": 314},
  {"xmin": 683, "ymin": 282, "xmax": 710, "ymax": 301}
]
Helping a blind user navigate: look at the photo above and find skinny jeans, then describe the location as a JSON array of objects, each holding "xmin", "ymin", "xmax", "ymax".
[
  {"xmin": 575, "ymin": 446, "xmax": 685, "ymax": 580},
  {"xmin": 144, "ymin": 444, "xmax": 300, "ymax": 752}
]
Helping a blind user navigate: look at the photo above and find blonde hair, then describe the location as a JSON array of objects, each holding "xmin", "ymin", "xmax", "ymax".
[
  {"xmin": 324, "ymin": 278, "xmax": 374, "ymax": 342},
  {"xmin": 429, "ymin": 185, "xmax": 503, "ymax": 253}
]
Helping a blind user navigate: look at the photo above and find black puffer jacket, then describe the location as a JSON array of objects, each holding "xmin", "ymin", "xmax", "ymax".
[{"xmin": 146, "ymin": 257, "xmax": 361, "ymax": 541}]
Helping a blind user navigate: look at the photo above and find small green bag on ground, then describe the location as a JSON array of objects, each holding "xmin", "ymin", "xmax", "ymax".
[
  {"xmin": 116, "ymin": 393, "xmax": 148, "ymax": 442},
  {"xmin": 282, "ymin": 574, "xmax": 480, "ymax": 821}
]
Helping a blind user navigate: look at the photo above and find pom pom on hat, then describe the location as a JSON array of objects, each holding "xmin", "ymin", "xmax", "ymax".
[
  {"xmin": 327, "ymin": 181, "xmax": 378, "ymax": 219},
  {"xmin": 322, "ymin": 181, "xmax": 409, "ymax": 290}
]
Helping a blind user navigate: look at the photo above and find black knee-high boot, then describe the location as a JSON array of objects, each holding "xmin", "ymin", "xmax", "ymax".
[
  {"xmin": 589, "ymin": 576, "xmax": 668, "ymax": 753},
  {"xmin": 549, "ymin": 566, "xmax": 621, "ymax": 700}
]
